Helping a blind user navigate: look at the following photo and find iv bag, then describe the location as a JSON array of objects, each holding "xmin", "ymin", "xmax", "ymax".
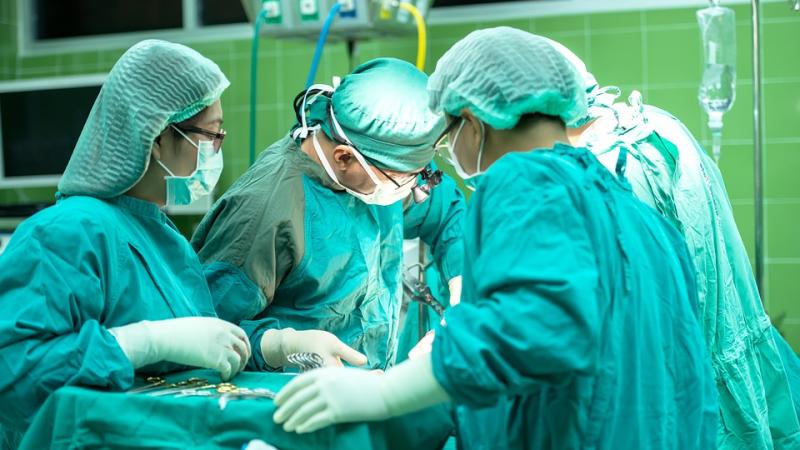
[{"xmin": 697, "ymin": 4, "xmax": 736, "ymax": 162}]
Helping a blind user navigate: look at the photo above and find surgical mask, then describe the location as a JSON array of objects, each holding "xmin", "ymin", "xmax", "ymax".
[
  {"xmin": 156, "ymin": 126, "xmax": 223, "ymax": 206},
  {"xmin": 311, "ymin": 130, "xmax": 413, "ymax": 206},
  {"xmin": 446, "ymin": 120, "xmax": 486, "ymax": 191}
]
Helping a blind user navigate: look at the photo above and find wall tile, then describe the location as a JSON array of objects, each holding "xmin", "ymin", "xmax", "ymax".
[
  {"xmin": 766, "ymin": 202, "xmax": 800, "ymax": 259},
  {"xmin": 763, "ymin": 20, "xmax": 800, "ymax": 80},
  {"xmin": 719, "ymin": 144, "xmax": 755, "ymax": 201},
  {"xmin": 645, "ymin": 27, "xmax": 701, "ymax": 86},
  {"xmin": 589, "ymin": 31, "xmax": 644, "ymax": 87},
  {"xmin": 763, "ymin": 81, "xmax": 800, "ymax": 140},
  {"xmin": 644, "ymin": 8, "xmax": 695, "ymax": 27},
  {"xmin": 765, "ymin": 263, "xmax": 800, "ymax": 325},
  {"xmin": 765, "ymin": 142, "xmax": 800, "ymax": 199},
  {"xmin": 534, "ymin": 14, "xmax": 585, "ymax": 35},
  {"xmin": 589, "ymin": 11, "xmax": 641, "ymax": 32}
]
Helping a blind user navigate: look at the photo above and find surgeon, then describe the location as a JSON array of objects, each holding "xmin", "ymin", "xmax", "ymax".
[
  {"xmin": 191, "ymin": 57, "xmax": 465, "ymax": 371},
  {"xmin": 547, "ymin": 39, "xmax": 800, "ymax": 449},
  {"xmin": 272, "ymin": 27, "xmax": 718, "ymax": 449},
  {"xmin": 0, "ymin": 40, "xmax": 250, "ymax": 446}
]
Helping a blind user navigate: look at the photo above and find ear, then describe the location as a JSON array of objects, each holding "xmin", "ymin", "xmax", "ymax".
[
  {"xmin": 331, "ymin": 144, "xmax": 354, "ymax": 170},
  {"xmin": 151, "ymin": 137, "xmax": 163, "ymax": 161},
  {"xmin": 152, "ymin": 127, "xmax": 176, "ymax": 161},
  {"xmin": 460, "ymin": 109, "xmax": 482, "ymax": 143}
]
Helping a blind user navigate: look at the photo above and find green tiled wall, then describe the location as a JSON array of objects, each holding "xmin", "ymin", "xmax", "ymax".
[{"xmin": 1, "ymin": 1, "xmax": 799, "ymax": 349}]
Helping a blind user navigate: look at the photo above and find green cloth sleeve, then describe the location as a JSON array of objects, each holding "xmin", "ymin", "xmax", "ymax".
[
  {"xmin": 430, "ymin": 157, "xmax": 601, "ymax": 407},
  {"xmin": 403, "ymin": 172, "xmax": 466, "ymax": 281},
  {"xmin": 0, "ymin": 215, "xmax": 134, "ymax": 430},
  {"xmin": 192, "ymin": 172, "xmax": 306, "ymax": 371}
]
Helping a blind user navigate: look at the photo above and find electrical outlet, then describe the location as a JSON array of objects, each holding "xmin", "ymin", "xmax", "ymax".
[
  {"xmin": 338, "ymin": 0, "xmax": 356, "ymax": 16},
  {"xmin": 262, "ymin": 0, "xmax": 282, "ymax": 19},
  {"xmin": 299, "ymin": 0, "xmax": 318, "ymax": 16}
]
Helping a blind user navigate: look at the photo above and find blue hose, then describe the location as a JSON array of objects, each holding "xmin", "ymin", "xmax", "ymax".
[
  {"xmin": 249, "ymin": 8, "xmax": 268, "ymax": 167},
  {"xmin": 305, "ymin": 2, "xmax": 342, "ymax": 89}
]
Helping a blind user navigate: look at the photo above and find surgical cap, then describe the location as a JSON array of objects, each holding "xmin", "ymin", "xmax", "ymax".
[
  {"xmin": 59, "ymin": 39, "xmax": 230, "ymax": 198},
  {"xmin": 303, "ymin": 57, "xmax": 444, "ymax": 172},
  {"xmin": 428, "ymin": 27, "xmax": 587, "ymax": 129},
  {"xmin": 544, "ymin": 38, "xmax": 611, "ymax": 127},
  {"xmin": 546, "ymin": 39, "xmax": 597, "ymax": 93}
]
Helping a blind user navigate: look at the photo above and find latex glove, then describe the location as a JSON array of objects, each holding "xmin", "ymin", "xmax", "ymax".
[
  {"xmin": 273, "ymin": 354, "xmax": 449, "ymax": 433},
  {"xmin": 260, "ymin": 328, "xmax": 367, "ymax": 369},
  {"xmin": 407, "ymin": 330, "xmax": 435, "ymax": 360},
  {"xmin": 109, "ymin": 317, "xmax": 250, "ymax": 381},
  {"xmin": 448, "ymin": 276, "xmax": 462, "ymax": 306}
]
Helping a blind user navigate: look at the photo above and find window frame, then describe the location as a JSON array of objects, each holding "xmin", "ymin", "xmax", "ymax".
[
  {"xmin": 17, "ymin": 0, "xmax": 766, "ymax": 57},
  {"xmin": 0, "ymin": 73, "xmax": 107, "ymax": 188},
  {"xmin": 17, "ymin": 0, "xmax": 253, "ymax": 57}
]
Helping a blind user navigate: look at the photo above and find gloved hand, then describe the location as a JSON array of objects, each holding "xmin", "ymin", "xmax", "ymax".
[
  {"xmin": 260, "ymin": 328, "xmax": 367, "ymax": 369},
  {"xmin": 407, "ymin": 330, "xmax": 435, "ymax": 360},
  {"xmin": 274, "ymin": 367, "xmax": 389, "ymax": 433},
  {"xmin": 448, "ymin": 276, "xmax": 462, "ymax": 306},
  {"xmin": 273, "ymin": 354, "xmax": 450, "ymax": 433},
  {"xmin": 109, "ymin": 317, "xmax": 251, "ymax": 381}
]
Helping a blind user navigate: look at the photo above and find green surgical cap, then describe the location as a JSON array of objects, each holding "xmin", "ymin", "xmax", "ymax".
[
  {"xmin": 428, "ymin": 27, "xmax": 587, "ymax": 129},
  {"xmin": 305, "ymin": 57, "xmax": 444, "ymax": 172},
  {"xmin": 59, "ymin": 39, "xmax": 230, "ymax": 198}
]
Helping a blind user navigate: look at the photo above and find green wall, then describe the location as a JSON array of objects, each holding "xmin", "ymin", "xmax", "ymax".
[{"xmin": 1, "ymin": 0, "xmax": 799, "ymax": 349}]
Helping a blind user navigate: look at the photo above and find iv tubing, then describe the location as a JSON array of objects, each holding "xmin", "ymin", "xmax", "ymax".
[
  {"xmin": 399, "ymin": 2, "xmax": 426, "ymax": 71},
  {"xmin": 305, "ymin": 2, "xmax": 343, "ymax": 89},
  {"xmin": 249, "ymin": 6, "xmax": 268, "ymax": 166}
]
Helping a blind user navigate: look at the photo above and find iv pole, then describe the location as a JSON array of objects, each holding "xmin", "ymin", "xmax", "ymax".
[{"xmin": 751, "ymin": 0, "xmax": 765, "ymax": 297}]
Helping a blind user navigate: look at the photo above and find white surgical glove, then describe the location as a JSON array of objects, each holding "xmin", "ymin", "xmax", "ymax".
[
  {"xmin": 273, "ymin": 354, "xmax": 450, "ymax": 433},
  {"xmin": 109, "ymin": 317, "xmax": 251, "ymax": 381},
  {"xmin": 260, "ymin": 328, "xmax": 367, "ymax": 369},
  {"xmin": 448, "ymin": 276, "xmax": 462, "ymax": 306},
  {"xmin": 407, "ymin": 330, "xmax": 435, "ymax": 360}
]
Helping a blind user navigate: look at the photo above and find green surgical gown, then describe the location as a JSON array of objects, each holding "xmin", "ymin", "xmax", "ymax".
[
  {"xmin": 582, "ymin": 104, "xmax": 800, "ymax": 449},
  {"xmin": 191, "ymin": 135, "xmax": 465, "ymax": 370},
  {"xmin": 771, "ymin": 327, "xmax": 800, "ymax": 420},
  {"xmin": 431, "ymin": 144, "xmax": 718, "ymax": 450},
  {"xmin": 0, "ymin": 195, "xmax": 217, "ymax": 446}
]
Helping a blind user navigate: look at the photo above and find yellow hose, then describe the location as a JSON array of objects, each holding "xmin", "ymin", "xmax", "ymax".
[{"xmin": 399, "ymin": 2, "xmax": 426, "ymax": 71}]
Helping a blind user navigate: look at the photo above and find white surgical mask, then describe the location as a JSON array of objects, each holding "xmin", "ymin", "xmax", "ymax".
[
  {"xmin": 311, "ymin": 130, "xmax": 413, "ymax": 206},
  {"xmin": 448, "ymin": 120, "xmax": 486, "ymax": 191},
  {"xmin": 156, "ymin": 126, "xmax": 223, "ymax": 206}
]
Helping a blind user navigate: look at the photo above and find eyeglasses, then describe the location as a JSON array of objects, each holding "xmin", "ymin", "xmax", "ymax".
[
  {"xmin": 172, "ymin": 124, "xmax": 226, "ymax": 152},
  {"xmin": 322, "ymin": 105, "xmax": 443, "ymax": 202},
  {"xmin": 364, "ymin": 156, "xmax": 443, "ymax": 204},
  {"xmin": 322, "ymin": 106, "xmax": 419, "ymax": 191},
  {"xmin": 360, "ymin": 154, "xmax": 421, "ymax": 190},
  {"xmin": 433, "ymin": 117, "xmax": 463, "ymax": 167}
]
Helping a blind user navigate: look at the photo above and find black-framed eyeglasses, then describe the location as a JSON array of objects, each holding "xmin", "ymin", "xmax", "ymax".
[
  {"xmin": 361, "ymin": 154, "xmax": 421, "ymax": 190},
  {"xmin": 173, "ymin": 124, "xmax": 226, "ymax": 152},
  {"xmin": 434, "ymin": 117, "xmax": 463, "ymax": 151},
  {"xmin": 433, "ymin": 117, "xmax": 464, "ymax": 166},
  {"xmin": 323, "ymin": 105, "xmax": 443, "ymax": 203},
  {"xmin": 365, "ymin": 155, "xmax": 443, "ymax": 204},
  {"xmin": 322, "ymin": 106, "xmax": 419, "ymax": 190}
]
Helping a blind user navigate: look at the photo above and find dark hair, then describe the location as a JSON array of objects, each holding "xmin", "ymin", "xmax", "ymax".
[
  {"xmin": 154, "ymin": 106, "xmax": 209, "ymax": 147},
  {"xmin": 516, "ymin": 113, "xmax": 564, "ymax": 130},
  {"xmin": 172, "ymin": 106, "xmax": 209, "ymax": 135}
]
